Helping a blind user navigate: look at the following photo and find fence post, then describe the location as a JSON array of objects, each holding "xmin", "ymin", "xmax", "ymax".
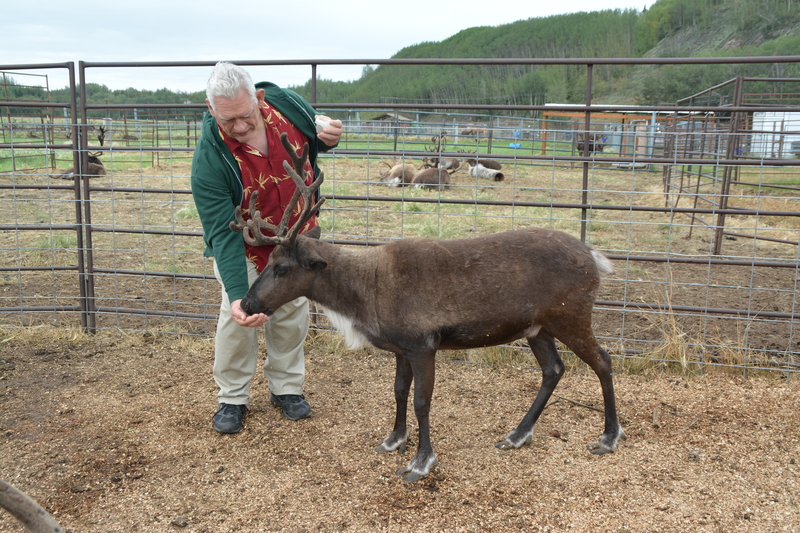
[
  {"xmin": 580, "ymin": 63, "xmax": 594, "ymax": 243},
  {"xmin": 487, "ymin": 115, "xmax": 494, "ymax": 154},
  {"xmin": 713, "ymin": 76, "xmax": 745, "ymax": 255},
  {"xmin": 78, "ymin": 60, "xmax": 97, "ymax": 332}
]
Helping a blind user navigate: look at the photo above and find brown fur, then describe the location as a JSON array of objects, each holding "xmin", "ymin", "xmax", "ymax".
[
  {"xmin": 59, "ymin": 157, "xmax": 105, "ymax": 179},
  {"xmin": 241, "ymin": 227, "xmax": 624, "ymax": 482},
  {"xmin": 59, "ymin": 127, "xmax": 106, "ymax": 179},
  {"xmin": 379, "ymin": 162, "xmax": 417, "ymax": 186},
  {"xmin": 576, "ymin": 133, "xmax": 605, "ymax": 153},
  {"xmin": 411, "ymin": 168, "xmax": 451, "ymax": 190},
  {"xmin": 465, "ymin": 158, "xmax": 502, "ymax": 170}
]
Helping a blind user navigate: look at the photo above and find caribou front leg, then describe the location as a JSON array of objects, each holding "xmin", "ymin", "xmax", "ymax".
[
  {"xmin": 395, "ymin": 349, "xmax": 438, "ymax": 482},
  {"xmin": 374, "ymin": 353, "xmax": 412, "ymax": 454}
]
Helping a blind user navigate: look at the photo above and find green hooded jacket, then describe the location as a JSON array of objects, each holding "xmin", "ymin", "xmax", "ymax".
[{"xmin": 190, "ymin": 81, "xmax": 335, "ymax": 303}]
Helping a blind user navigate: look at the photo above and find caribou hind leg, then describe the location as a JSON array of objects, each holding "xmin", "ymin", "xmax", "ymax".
[
  {"xmin": 497, "ymin": 331, "xmax": 565, "ymax": 450},
  {"xmin": 583, "ymin": 345, "xmax": 627, "ymax": 454},
  {"xmin": 554, "ymin": 324, "xmax": 626, "ymax": 455}
]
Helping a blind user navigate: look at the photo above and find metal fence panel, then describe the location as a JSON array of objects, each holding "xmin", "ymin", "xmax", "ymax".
[{"xmin": 1, "ymin": 59, "xmax": 798, "ymax": 376}]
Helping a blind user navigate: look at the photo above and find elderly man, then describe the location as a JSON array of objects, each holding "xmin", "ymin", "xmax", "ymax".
[{"xmin": 191, "ymin": 62, "xmax": 342, "ymax": 433}]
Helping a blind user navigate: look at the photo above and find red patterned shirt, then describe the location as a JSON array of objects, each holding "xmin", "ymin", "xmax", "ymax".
[{"xmin": 220, "ymin": 100, "xmax": 319, "ymax": 272}]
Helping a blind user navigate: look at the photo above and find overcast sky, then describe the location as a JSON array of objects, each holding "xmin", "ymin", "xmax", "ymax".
[{"xmin": 3, "ymin": 0, "xmax": 654, "ymax": 94}]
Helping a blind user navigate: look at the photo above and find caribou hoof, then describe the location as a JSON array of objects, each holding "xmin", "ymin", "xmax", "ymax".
[
  {"xmin": 587, "ymin": 427, "xmax": 627, "ymax": 455},
  {"xmin": 373, "ymin": 429, "xmax": 409, "ymax": 454},
  {"xmin": 397, "ymin": 455, "xmax": 439, "ymax": 482},
  {"xmin": 495, "ymin": 429, "xmax": 533, "ymax": 450}
]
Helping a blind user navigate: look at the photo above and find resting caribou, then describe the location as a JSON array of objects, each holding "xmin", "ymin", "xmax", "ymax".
[
  {"xmin": 378, "ymin": 160, "xmax": 417, "ymax": 187},
  {"xmin": 59, "ymin": 126, "xmax": 107, "ymax": 179},
  {"xmin": 231, "ymin": 133, "xmax": 625, "ymax": 482},
  {"xmin": 465, "ymin": 158, "xmax": 504, "ymax": 182}
]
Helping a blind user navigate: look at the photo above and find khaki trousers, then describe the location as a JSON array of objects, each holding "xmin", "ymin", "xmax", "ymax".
[{"xmin": 212, "ymin": 259, "xmax": 308, "ymax": 405}]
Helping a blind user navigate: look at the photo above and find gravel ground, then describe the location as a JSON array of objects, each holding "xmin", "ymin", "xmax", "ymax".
[{"xmin": 1, "ymin": 328, "xmax": 799, "ymax": 532}]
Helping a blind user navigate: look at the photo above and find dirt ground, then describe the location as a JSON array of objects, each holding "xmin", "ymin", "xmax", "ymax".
[
  {"xmin": 1, "ymin": 159, "xmax": 799, "ymax": 531},
  {"xmin": 0, "ymin": 327, "xmax": 798, "ymax": 533}
]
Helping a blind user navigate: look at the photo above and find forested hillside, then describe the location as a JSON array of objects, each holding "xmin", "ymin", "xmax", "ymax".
[
  {"xmin": 6, "ymin": 0, "xmax": 800, "ymax": 109},
  {"xmin": 295, "ymin": 0, "xmax": 800, "ymax": 106},
  {"xmin": 305, "ymin": 9, "xmax": 641, "ymax": 106}
]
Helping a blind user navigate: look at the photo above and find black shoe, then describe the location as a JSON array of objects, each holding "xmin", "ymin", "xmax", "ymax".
[
  {"xmin": 270, "ymin": 394, "xmax": 311, "ymax": 421},
  {"xmin": 212, "ymin": 403, "xmax": 248, "ymax": 434}
]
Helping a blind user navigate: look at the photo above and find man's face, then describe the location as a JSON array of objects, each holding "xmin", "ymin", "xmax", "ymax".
[{"xmin": 207, "ymin": 88, "xmax": 264, "ymax": 146}]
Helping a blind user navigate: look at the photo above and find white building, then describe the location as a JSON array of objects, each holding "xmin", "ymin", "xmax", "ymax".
[{"xmin": 750, "ymin": 111, "xmax": 800, "ymax": 158}]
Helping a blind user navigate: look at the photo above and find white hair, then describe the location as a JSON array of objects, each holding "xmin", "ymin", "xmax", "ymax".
[{"xmin": 205, "ymin": 62, "xmax": 257, "ymax": 110}]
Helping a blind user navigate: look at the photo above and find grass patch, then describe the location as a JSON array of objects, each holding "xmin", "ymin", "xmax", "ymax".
[
  {"xmin": 0, "ymin": 323, "xmax": 89, "ymax": 346},
  {"xmin": 33, "ymin": 233, "xmax": 78, "ymax": 249},
  {"xmin": 25, "ymin": 232, "xmax": 80, "ymax": 267},
  {"xmin": 176, "ymin": 204, "xmax": 199, "ymax": 220}
]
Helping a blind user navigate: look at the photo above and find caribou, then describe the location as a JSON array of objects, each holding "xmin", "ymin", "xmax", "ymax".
[
  {"xmin": 59, "ymin": 126, "xmax": 107, "ymax": 179},
  {"xmin": 576, "ymin": 132, "xmax": 606, "ymax": 154},
  {"xmin": 409, "ymin": 167, "xmax": 452, "ymax": 190},
  {"xmin": 231, "ymin": 133, "xmax": 625, "ymax": 482},
  {"xmin": 465, "ymin": 158, "xmax": 504, "ymax": 182},
  {"xmin": 379, "ymin": 160, "xmax": 454, "ymax": 191},
  {"xmin": 378, "ymin": 160, "xmax": 417, "ymax": 187}
]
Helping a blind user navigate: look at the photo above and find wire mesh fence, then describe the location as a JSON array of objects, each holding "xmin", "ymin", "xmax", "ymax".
[{"xmin": 1, "ymin": 59, "xmax": 798, "ymax": 377}]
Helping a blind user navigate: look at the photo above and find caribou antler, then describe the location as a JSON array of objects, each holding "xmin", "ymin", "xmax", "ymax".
[
  {"xmin": 0, "ymin": 479, "xmax": 65, "ymax": 533},
  {"xmin": 421, "ymin": 131, "xmax": 449, "ymax": 169},
  {"xmin": 89, "ymin": 125, "xmax": 106, "ymax": 158},
  {"xmin": 230, "ymin": 132, "xmax": 325, "ymax": 248}
]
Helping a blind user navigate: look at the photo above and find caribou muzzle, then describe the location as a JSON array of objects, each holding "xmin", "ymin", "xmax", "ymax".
[{"xmin": 240, "ymin": 297, "xmax": 273, "ymax": 317}]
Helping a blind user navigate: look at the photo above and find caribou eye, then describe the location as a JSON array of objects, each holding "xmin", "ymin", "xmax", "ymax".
[{"xmin": 274, "ymin": 264, "xmax": 290, "ymax": 277}]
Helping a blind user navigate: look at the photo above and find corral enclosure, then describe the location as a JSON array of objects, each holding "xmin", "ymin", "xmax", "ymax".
[
  {"xmin": 1, "ymin": 59, "xmax": 799, "ymax": 376},
  {"xmin": 1, "ymin": 58, "xmax": 800, "ymax": 532}
]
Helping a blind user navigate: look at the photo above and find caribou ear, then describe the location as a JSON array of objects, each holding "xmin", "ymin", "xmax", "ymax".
[
  {"xmin": 304, "ymin": 225, "xmax": 322, "ymax": 239},
  {"xmin": 297, "ymin": 245, "xmax": 327, "ymax": 271}
]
